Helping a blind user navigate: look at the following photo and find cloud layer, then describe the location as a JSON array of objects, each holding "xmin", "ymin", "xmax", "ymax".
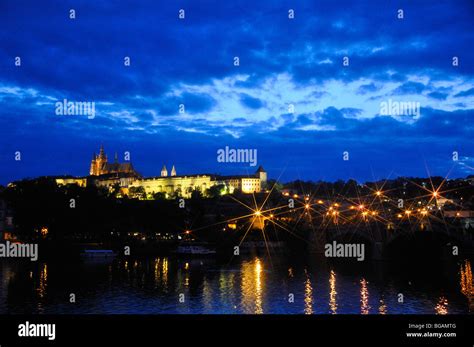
[{"xmin": 0, "ymin": 0, "xmax": 473, "ymax": 183}]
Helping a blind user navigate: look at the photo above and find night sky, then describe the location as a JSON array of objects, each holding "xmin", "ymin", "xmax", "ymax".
[{"xmin": 0, "ymin": 0, "xmax": 473, "ymax": 184}]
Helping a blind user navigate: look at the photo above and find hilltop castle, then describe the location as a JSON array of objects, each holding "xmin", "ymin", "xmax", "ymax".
[
  {"xmin": 57, "ymin": 146, "xmax": 267, "ymax": 199},
  {"xmin": 90, "ymin": 145, "xmax": 139, "ymax": 177}
]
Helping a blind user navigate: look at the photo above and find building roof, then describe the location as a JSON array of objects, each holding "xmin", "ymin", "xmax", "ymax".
[
  {"xmin": 102, "ymin": 162, "xmax": 135, "ymax": 173},
  {"xmin": 92, "ymin": 171, "xmax": 141, "ymax": 180},
  {"xmin": 143, "ymin": 174, "xmax": 211, "ymax": 180},
  {"xmin": 214, "ymin": 175, "xmax": 261, "ymax": 180}
]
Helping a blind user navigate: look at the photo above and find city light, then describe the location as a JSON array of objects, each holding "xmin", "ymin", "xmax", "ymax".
[{"xmin": 1, "ymin": 0, "xmax": 472, "ymax": 322}]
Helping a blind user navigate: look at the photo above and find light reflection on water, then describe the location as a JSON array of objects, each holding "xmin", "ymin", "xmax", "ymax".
[
  {"xmin": 435, "ymin": 296, "xmax": 449, "ymax": 315},
  {"xmin": 379, "ymin": 298, "xmax": 387, "ymax": 315},
  {"xmin": 0, "ymin": 257, "xmax": 472, "ymax": 314},
  {"xmin": 460, "ymin": 260, "xmax": 474, "ymax": 312},
  {"xmin": 360, "ymin": 278, "xmax": 370, "ymax": 315},
  {"xmin": 303, "ymin": 269, "xmax": 313, "ymax": 315},
  {"xmin": 241, "ymin": 258, "xmax": 264, "ymax": 314},
  {"xmin": 329, "ymin": 270, "xmax": 337, "ymax": 314},
  {"xmin": 460, "ymin": 260, "xmax": 473, "ymax": 297}
]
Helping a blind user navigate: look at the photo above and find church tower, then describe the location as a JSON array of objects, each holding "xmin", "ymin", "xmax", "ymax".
[
  {"xmin": 88, "ymin": 145, "xmax": 139, "ymax": 178},
  {"xmin": 170, "ymin": 165, "xmax": 177, "ymax": 176},
  {"xmin": 90, "ymin": 145, "xmax": 108, "ymax": 176},
  {"xmin": 90, "ymin": 152, "xmax": 97, "ymax": 175},
  {"xmin": 98, "ymin": 145, "xmax": 107, "ymax": 162},
  {"xmin": 161, "ymin": 165, "xmax": 168, "ymax": 177},
  {"xmin": 256, "ymin": 166, "xmax": 267, "ymax": 187}
]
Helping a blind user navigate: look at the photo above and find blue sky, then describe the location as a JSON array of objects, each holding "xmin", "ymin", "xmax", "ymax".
[{"xmin": 0, "ymin": 0, "xmax": 473, "ymax": 184}]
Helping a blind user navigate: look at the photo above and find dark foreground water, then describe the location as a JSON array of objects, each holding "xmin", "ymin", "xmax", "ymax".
[{"xmin": 0, "ymin": 255, "xmax": 472, "ymax": 314}]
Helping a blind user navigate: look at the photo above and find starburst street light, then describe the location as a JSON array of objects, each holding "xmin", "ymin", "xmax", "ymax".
[{"xmin": 183, "ymin": 167, "xmax": 465, "ymax": 264}]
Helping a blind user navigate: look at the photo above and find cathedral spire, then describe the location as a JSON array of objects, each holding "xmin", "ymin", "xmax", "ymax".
[
  {"xmin": 161, "ymin": 165, "xmax": 168, "ymax": 177},
  {"xmin": 98, "ymin": 144, "xmax": 107, "ymax": 161},
  {"xmin": 99, "ymin": 144, "xmax": 105, "ymax": 159},
  {"xmin": 171, "ymin": 165, "xmax": 176, "ymax": 176}
]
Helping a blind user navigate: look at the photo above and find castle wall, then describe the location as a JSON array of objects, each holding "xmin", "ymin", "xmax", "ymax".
[
  {"xmin": 130, "ymin": 175, "xmax": 214, "ymax": 198},
  {"xmin": 87, "ymin": 146, "xmax": 266, "ymax": 198},
  {"xmin": 241, "ymin": 178, "xmax": 261, "ymax": 193},
  {"xmin": 56, "ymin": 178, "xmax": 88, "ymax": 187}
]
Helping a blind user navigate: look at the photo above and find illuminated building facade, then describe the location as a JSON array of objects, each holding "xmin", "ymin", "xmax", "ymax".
[
  {"xmin": 55, "ymin": 177, "xmax": 87, "ymax": 187},
  {"xmin": 55, "ymin": 146, "xmax": 267, "ymax": 199},
  {"xmin": 0, "ymin": 196, "xmax": 14, "ymax": 240},
  {"xmin": 130, "ymin": 174, "xmax": 213, "ymax": 198},
  {"xmin": 89, "ymin": 145, "xmax": 139, "ymax": 177}
]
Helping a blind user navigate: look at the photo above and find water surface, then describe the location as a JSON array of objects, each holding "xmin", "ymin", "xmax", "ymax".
[{"xmin": 0, "ymin": 255, "xmax": 472, "ymax": 314}]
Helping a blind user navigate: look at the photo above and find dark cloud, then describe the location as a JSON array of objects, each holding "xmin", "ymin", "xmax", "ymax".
[
  {"xmin": 0, "ymin": 0, "xmax": 473, "ymax": 183},
  {"xmin": 239, "ymin": 93, "xmax": 265, "ymax": 109},
  {"xmin": 427, "ymin": 91, "xmax": 448, "ymax": 100},
  {"xmin": 454, "ymin": 88, "xmax": 474, "ymax": 97},
  {"xmin": 357, "ymin": 83, "xmax": 381, "ymax": 94},
  {"xmin": 392, "ymin": 81, "xmax": 427, "ymax": 95}
]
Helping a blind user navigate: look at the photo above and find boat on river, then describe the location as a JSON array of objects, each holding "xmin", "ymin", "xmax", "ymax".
[
  {"xmin": 80, "ymin": 249, "xmax": 117, "ymax": 258},
  {"xmin": 175, "ymin": 242, "xmax": 216, "ymax": 255}
]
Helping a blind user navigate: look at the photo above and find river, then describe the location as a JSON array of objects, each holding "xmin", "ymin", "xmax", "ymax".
[{"xmin": 0, "ymin": 255, "xmax": 472, "ymax": 314}]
